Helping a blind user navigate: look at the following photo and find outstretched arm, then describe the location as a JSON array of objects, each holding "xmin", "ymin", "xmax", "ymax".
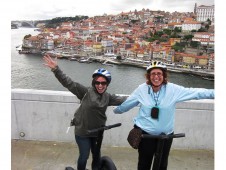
[
  {"xmin": 43, "ymin": 54, "xmax": 58, "ymax": 70},
  {"xmin": 113, "ymin": 90, "xmax": 140, "ymax": 114},
  {"xmin": 43, "ymin": 54, "xmax": 87, "ymax": 99}
]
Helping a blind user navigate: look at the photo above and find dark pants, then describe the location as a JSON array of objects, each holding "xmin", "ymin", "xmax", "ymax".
[
  {"xmin": 137, "ymin": 133, "xmax": 173, "ymax": 170},
  {"xmin": 75, "ymin": 135, "xmax": 102, "ymax": 170}
]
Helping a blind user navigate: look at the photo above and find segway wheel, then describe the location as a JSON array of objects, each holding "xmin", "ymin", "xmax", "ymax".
[
  {"xmin": 100, "ymin": 156, "xmax": 117, "ymax": 170},
  {"xmin": 65, "ymin": 167, "xmax": 74, "ymax": 170}
]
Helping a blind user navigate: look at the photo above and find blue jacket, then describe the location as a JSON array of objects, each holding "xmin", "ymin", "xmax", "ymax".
[{"xmin": 114, "ymin": 82, "xmax": 214, "ymax": 135}]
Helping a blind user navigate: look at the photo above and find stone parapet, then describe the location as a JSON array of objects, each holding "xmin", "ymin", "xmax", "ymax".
[{"xmin": 11, "ymin": 89, "xmax": 214, "ymax": 149}]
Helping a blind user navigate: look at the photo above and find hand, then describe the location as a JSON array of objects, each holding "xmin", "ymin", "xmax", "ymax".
[{"xmin": 43, "ymin": 54, "xmax": 58, "ymax": 69}]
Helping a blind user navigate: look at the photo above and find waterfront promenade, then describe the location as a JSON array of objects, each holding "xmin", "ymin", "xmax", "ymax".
[{"xmin": 89, "ymin": 56, "xmax": 214, "ymax": 79}]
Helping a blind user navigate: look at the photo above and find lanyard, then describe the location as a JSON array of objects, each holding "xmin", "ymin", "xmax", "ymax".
[{"xmin": 149, "ymin": 86, "xmax": 161, "ymax": 106}]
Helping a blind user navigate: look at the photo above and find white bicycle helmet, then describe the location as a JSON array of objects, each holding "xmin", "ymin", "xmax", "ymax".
[
  {"xmin": 92, "ymin": 68, "xmax": 112, "ymax": 83},
  {"xmin": 146, "ymin": 61, "xmax": 167, "ymax": 72}
]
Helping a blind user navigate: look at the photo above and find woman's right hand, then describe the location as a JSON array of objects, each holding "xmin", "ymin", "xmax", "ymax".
[{"xmin": 43, "ymin": 54, "xmax": 58, "ymax": 69}]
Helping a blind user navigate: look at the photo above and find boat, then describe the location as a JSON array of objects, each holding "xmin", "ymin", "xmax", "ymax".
[
  {"xmin": 78, "ymin": 57, "xmax": 92, "ymax": 63},
  {"xmin": 61, "ymin": 52, "xmax": 74, "ymax": 59},
  {"xmin": 44, "ymin": 51, "xmax": 62, "ymax": 58},
  {"xmin": 202, "ymin": 77, "xmax": 214, "ymax": 81},
  {"xmin": 102, "ymin": 60, "xmax": 113, "ymax": 67},
  {"xmin": 69, "ymin": 57, "xmax": 78, "ymax": 61},
  {"xmin": 18, "ymin": 50, "xmax": 31, "ymax": 54},
  {"xmin": 167, "ymin": 68, "xmax": 183, "ymax": 73}
]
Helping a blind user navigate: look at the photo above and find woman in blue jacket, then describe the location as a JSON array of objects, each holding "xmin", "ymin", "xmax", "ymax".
[{"xmin": 114, "ymin": 61, "xmax": 214, "ymax": 170}]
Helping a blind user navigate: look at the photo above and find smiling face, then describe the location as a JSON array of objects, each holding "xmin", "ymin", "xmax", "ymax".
[
  {"xmin": 94, "ymin": 76, "xmax": 108, "ymax": 94},
  {"xmin": 150, "ymin": 68, "xmax": 164, "ymax": 90}
]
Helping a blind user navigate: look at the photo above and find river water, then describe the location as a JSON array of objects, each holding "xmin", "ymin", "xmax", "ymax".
[{"xmin": 11, "ymin": 28, "xmax": 214, "ymax": 95}]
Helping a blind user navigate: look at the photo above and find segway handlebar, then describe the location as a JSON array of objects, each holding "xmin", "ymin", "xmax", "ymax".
[
  {"xmin": 87, "ymin": 123, "xmax": 122, "ymax": 134},
  {"xmin": 142, "ymin": 133, "xmax": 185, "ymax": 139}
]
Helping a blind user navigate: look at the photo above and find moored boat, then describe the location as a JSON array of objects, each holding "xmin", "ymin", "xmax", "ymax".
[{"xmin": 78, "ymin": 57, "xmax": 92, "ymax": 63}]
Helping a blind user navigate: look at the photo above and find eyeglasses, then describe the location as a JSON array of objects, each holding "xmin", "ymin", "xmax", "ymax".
[
  {"xmin": 150, "ymin": 72, "xmax": 163, "ymax": 77},
  {"xmin": 94, "ymin": 81, "xmax": 108, "ymax": 86}
]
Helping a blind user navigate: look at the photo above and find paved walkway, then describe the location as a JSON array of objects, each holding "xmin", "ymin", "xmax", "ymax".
[{"xmin": 12, "ymin": 139, "xmax": 214, "ymax": 170}]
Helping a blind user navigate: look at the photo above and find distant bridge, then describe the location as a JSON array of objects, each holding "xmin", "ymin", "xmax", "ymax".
[{"xmin": 11, "ymin": 21, "xmax": 36, "ymax": 28}]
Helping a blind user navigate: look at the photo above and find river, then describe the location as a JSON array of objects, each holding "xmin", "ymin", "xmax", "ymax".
[{"xmin": 11, "ymin": 28, "xmax": 214, "ymax": 95}]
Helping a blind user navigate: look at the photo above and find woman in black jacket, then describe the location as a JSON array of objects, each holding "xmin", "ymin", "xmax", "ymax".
[{"xmin": 43, "ymin": 55, "xmax": 127, "ymax": 170}]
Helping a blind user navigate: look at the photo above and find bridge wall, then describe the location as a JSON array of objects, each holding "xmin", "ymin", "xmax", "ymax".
[{"xmin": 11, "ymin": 89, "xmax": 214, "ymax": 150}]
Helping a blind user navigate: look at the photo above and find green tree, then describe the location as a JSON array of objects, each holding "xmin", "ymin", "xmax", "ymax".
[
  {"xmin": 172, "ymin": 42, "xmax": 184, "ymax": 52},
  {"xmin": 183, "ymin": 35, "xmax": 193, "ymax": 42},
  {"xmin": 190, "ymin": 41, "xmax": 199, "ymax": 48},
  {"xmin": 24, "ymin": 34, "xmax": 32, "ymax": 39},
  {"xmin": 163, "ymin": 29, "xmax": 172, "ymax": 36},
  {"xmin": 198, "ymin": 27, "xmax": 207, "ymax": 32},
  {"xmin": 174, "ymin": 27, "xmax": 182, "ymax": 33}
]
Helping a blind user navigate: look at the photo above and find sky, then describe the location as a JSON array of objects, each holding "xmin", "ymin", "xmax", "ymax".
[{"xmin": 9, "ymin": 0, "xmax": 214, "ymax": 21}]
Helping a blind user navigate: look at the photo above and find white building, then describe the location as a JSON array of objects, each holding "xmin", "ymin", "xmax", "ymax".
[
  {"xmin": 182, "ymin": 21, "xmax": 201, "ymax": 32},
  {"xmin": 192, "ymin": 32, "xmax": 214, "ymax": 46},
  {"xmin": 195, "ymin": 4, "xmax": 214, "ymax": 22}
]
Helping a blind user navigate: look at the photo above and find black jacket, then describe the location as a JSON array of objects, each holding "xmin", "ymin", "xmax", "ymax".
[{"xmin": 53, "ymin": 66, "xmax": 127, "ymax": 136}]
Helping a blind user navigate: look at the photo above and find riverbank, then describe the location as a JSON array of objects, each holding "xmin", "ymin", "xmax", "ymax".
[
  {"xmin": 88, "ymin": 56, "xmax": 214, "ymax": 80},
  {"xmin": 16, "ymin": 46, "xmax": 214, "ymax": 80}
]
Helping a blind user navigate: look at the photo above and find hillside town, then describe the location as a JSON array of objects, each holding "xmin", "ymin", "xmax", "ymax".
[{"xmin": 14, "ymin": 3, "xmax": 214, "ymax": 74}]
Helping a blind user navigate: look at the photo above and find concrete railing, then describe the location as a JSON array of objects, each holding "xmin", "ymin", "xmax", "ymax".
[{"xmin": 11, "ymin": 89, "xmax": 214, "ymax": 150}]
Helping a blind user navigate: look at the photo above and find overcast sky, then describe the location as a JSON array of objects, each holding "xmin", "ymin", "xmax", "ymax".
[{"xmin": 10, "ymin": 0, "xmax": 214, "ymax": 21}]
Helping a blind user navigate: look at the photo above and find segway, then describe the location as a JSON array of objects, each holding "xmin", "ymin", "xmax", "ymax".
[
  {"xmin": 66, "ymin": 123, "xmax": 121, "ymax": 170},
  {"xmin": 142, "ymin": 133, "xmax": 185, "ymax": 170}
]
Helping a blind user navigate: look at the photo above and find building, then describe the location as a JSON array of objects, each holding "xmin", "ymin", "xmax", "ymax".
[
  {"xmin": 194, "ymin": 3, "xmax": 214, "ymax": 22},
  {"xmin": 192, "ymin": 32, "xmax": 214, "ymax": 47},
  {"xmin": 182, "ymin": 20, "xmax": 201, "ymax": 32}
]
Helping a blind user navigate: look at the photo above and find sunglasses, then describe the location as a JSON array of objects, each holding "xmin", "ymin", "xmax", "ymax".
[{"xmin": 94, "ymin": 81, "xmax": 108, "ymax": 86}]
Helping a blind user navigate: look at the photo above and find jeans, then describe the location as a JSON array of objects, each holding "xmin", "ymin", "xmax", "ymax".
[{"xmin": 75, "ymin": 135, "xmax": 101, "ymax": 170}]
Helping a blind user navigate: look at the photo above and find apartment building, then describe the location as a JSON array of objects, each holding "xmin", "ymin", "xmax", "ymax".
[
  {"xmin": 182, "ymin": 20, "xmax": 201, "ymax": 32},
  {"xmin": 192, "ymin": 32, "xmax": 214, "ymax": 46}
]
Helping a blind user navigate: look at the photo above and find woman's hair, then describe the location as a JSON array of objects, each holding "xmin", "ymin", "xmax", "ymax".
[{"xmin": 145, "ymin": 68, "xmax": 168, "ymax": 85}]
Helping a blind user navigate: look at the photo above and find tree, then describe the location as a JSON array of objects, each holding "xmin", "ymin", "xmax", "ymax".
[
  {"xmin": 205, "ymin": 24, "xmax": 209, "ymax": 30},
  {"xmin": 172, "ymin": 42, "xmax": 184, "ymax": 52},
  {"xmin": 45, "ymin": 16, "xmax": 88, "ymax": 28},
  {"xmin": 155, "ymin": 31, "xmax": 164, "ymax": 37},
  {"xmin": 190, "ymin": 41, "xmax": 199, "ymax": 48},
  {"xmin": 183, "ymin": 35, "xmax": 193, "ymax": 42},
  {"xmin": 197, "ymin": 27, "xmax": 207, "ymax": 32},
  {"xmin": 206, "ymin": 18, "xmax": 211, "ymax": 25},
  {"xmin": 174, "ymin": 27, "xmax": 182, "ymax": 33},
  {"xmin": 24, "ymin": 34, "xmax": 32, "ymax": 39},
  {"xmin": 163, "ymin": 29, "xmax": 172, "ymax": 36}
]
